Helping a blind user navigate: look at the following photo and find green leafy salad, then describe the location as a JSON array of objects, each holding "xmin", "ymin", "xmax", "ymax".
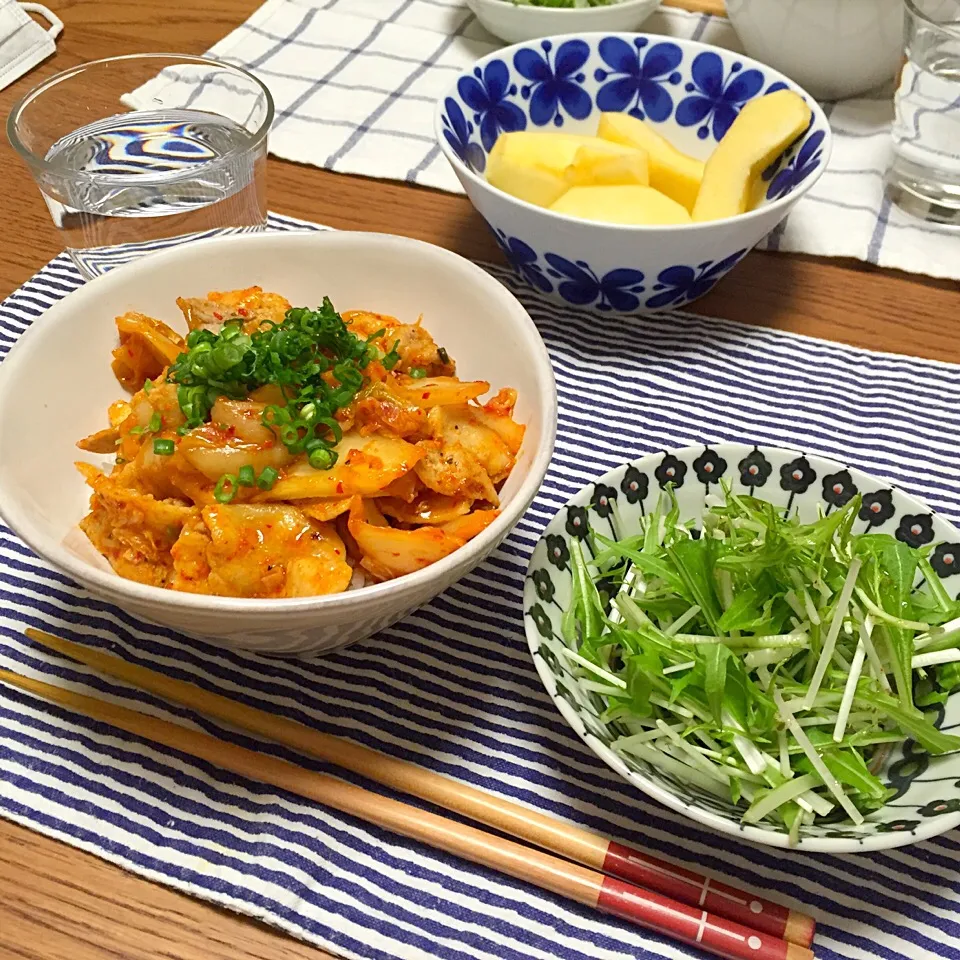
[{"xmin": 564, "ymin": 485, "xmax": 960, "ymax": 840}]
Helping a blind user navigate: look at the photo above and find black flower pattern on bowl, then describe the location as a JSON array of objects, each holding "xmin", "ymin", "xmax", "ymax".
[
  {"xmin": 592, "ymin": 483, "xmax": 617, "ymax": 519},
  {"xmin": 524, "ymin": 442, "xmax": 960, "ymax": 847},
  {"xmin": 528, "ymin": 603, "xmax": 554, "ymax": 639},
  {"xmin": 620, "ymin": 466, "xmax": 649, "ymax": 505},
  {"xmin": 896, "ymin": 514, "xmax": 935, "ymax": 549},
  {"xmin": 596, "ymin": 576, "xmax": 619, "ymax": 607},
  {"xmin": 918, "ymin": 798, "xmax": 960, "ymax": 817},
  {"xmin": 875, "ymin": 820, "xmax": 920, "ymax": 834},
  {"xmin": 566, "ymin": 505, "xmax": 590, "ymax": 540},
  {"xmin": 693, "ymin": 448, "xmax": 727, "ymax": 486},
  {"xmin": 822, "ymin": 469, "xmax": 858, "ymax": 509},
  {"xmin": 931, "ymin": 543, "xmax": 960, "ymax": 578},
  {"xmin": 536, "ymin": 642, "xmax": 561, "ymax": 676},
  {"xmin": 859, "ymin": 489, "xmax": 895, "ymax": 528},
  {"xmin": 545, "ymin": 534, "xmax": 569, "ymax": 571},
  {"xmin": 738, "ymin": 448, "xmax": 771, "ymax": 490},
  {"xmin": 531, "ymin": 568, "xmax": 556, "ymax": 604},
  {"xmin": 655, "ymin": 453, "xmax": 687, "ymax": 489},
  {"xmin": 780, "ymin": 456, "xmax": 816, "ymax": 494}
]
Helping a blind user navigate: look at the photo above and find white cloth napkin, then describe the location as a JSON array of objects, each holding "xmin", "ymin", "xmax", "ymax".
[
  {"xmin": 129, "ymin": 0, "xmax": 960, "ymax": 281},
  {"xmin": 0, "ymin": 1, "xmax": 61, "ymax": 91}
]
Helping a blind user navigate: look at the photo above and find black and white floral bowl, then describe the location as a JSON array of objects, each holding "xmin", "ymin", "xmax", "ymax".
[{"xmin": 523, "ymin": 444, "xmax": 960, "ymax": 852}]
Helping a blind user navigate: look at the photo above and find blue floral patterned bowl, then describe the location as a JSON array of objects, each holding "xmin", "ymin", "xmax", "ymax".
[
  {"xmin": 523, "ymin": 445, "xmax": 960, "ymax": 852},
  {"xmin": 435, "ymin": 34, "xmax": 831, "ymax": 315}
]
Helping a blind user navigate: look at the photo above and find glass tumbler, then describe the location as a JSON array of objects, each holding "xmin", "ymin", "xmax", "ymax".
[
  {"xmin": 7, "ymin": 53, "xmax": 273, "ymax": 279},
  {"xmin": 886, "ymin": 0, "xmax": 960, "ymax": 224}
]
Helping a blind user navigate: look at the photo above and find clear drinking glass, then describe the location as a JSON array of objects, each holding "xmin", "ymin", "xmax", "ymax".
[
  {"xmin": 886, "ymin": 0, "xmax": 960, "ymax": 224},
  {"xmin": 7, "ymin": 53, "xmax": 273, "ymax": 279}
]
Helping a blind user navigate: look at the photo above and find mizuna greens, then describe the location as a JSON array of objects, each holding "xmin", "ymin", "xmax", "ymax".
[{"xmin": 565, "ymin": 485, "xmax": 960, "ymax": 841}]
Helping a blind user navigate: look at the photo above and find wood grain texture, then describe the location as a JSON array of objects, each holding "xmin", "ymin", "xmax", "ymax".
[
  {"xmin": 0, "ymin": 820, "xmax": 326, "ymax": 960},
  {"xmin": 0, "ymin": 1, "xmax": 957, "ymax": 960}
]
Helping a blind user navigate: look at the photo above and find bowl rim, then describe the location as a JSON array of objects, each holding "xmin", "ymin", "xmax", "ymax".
[
  {"xmin": 523, "ymin": 442, "xmax": 960, "ymax": 853},
  {"xmin": 0, "ymin": 230, "xmax": 558, "ymax": 615},
  {"xmin": 465, "ymin": 0, "xmax": 662, "ymax": 15},
  {"xmin": 434, "ymin": 31, "xmax": 833, "ymax": 233},
  {"xmin": 7, "ymin": 53, "xmax": 275, "ymax": 181}
]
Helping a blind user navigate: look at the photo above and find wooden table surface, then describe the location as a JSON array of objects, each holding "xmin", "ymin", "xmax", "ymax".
[{"xmin": 1, "ymin": 2, "xmax": 957, "ymax": 960}]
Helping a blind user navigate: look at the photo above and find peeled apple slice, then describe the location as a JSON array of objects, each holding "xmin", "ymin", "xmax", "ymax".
[
  {"xmin": 486, "ymin": 131, "xmax": 640, "ymax": 207},
  {"xmin": 486, "ymin": 162, "xmax": 568, "ymax": 209},
  {"xmin": 564, "ymin": 144, "xmax": 649, "ymax": 187},
  {"xmin": 692, "ymin": 89, "xmax": 813, "ymax": 222},
  {"xmin": 597, "ymin": 113, "xmax": 704, "ymax": 212},
  {"xmin": 549, "ymin": 185, "xmax": 692, "ymax": 225}
]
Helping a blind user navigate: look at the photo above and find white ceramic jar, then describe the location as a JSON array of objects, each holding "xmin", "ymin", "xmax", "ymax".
[{"xmin": 726, "ymin": 0, "xmax": 905, "ymax": 100}]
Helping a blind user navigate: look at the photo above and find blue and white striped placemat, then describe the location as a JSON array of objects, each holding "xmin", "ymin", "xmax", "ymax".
[
  {"xmin": 1, "ymin": 214, "xmax": 959, "ymax": 960},
  {"xmin": 126, "ymin": 0, "xmax": 960, "ymax": 281}
]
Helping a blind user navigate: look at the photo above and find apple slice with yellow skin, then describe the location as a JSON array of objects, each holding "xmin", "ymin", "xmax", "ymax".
[
  {"xmin": 598, "ymin": 113, "xmax": 704, "ymax": 212},
  {"xmin": 550, "ymin": 185, "xmax": 692, "ymax": 226},
  {"xmin": 692, "ymin": 89, "xmax": 813, "ymax": 222}
]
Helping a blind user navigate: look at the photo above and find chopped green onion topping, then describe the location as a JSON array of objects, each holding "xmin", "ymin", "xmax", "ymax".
[
  {"xmin": 213, "ymin": 474, "xmax": 238, "ymax": 503},
  {"xmin": 409, "ymin": 367, "xmax": 427, "ymax": 379},
  {"xmin": 147, "ymin": 411, "xmax": 162, "ymax": 433},
  {"xmin": 143, "ymin": 379, "xmax": 153, "ymax": 394},
  {"xmin": 257, "ymin": 466, "xmax": 279, "ymax": 491},
  {"xmin": 381, "ymin": 339, "xmax": 401, "ymax": 371},
  {"xmin": 237, "ymin": 464, "xmax": 256, "ymax": 487},
  {"xmin": 308, "ymin": 445, "xmax": 336, "ymax": 470},
  {"xmin": 152, "ymin": 438, "xmax": 175, "ymax": 456},
  {"xmin": 166, "ymin": 298, "xmax": 377, "ymax": 471}
]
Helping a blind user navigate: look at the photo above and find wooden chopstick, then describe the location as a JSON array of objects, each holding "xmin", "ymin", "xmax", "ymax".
[
  {"xmin": 663, "ymin": 0, "xmax": 727, "ymax": 16},
  {"xmin": 1, "ymin": 665, "xmax": 811, "ymax": 960},
  {"xmin": 23, "ymin": 628, "xmax": 815, "ymax": 949}
]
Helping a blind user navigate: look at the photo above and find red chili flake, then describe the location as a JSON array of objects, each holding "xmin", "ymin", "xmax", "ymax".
[
  {"xmin": 422, "ymin": 392, "xmax": 430, "ymax": 400},
  {"xmin": 213, "ymin": 311, "xmax": 223, "ymax": 320},
  {"xmin": 237, "ymin": 307, "xmax": 249, "ymax": 317},
  {"xmin": 336, "ymin": 482, "xmax": 344, "ymax": 494}
]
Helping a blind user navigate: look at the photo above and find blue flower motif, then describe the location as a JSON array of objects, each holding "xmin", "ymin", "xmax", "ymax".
[
  {"xmin": 645, "ymin": 248, "xmax": 748, "ymax": 310},
  {"xmin": 594, "ymin": 37, "xmax": 683, "ymax": 123},
  {"xmin": 766, "ymin": 129, "xmax": 826, "ymax": 200},
  {"xmin": 441, "ymin": 97, "xmax": 485, "ymax": 172},
  {"xmin": 514, "ymin": 39, "xmax": 592, "ymax": 128},
  {"xmin": 676, "ymin": 53, "xmax": 765, "ymax": 141},
  {"xmin": 544, "ymin": 254, "xmax": 645, "ymax": 312},
  {"xmin": 458, "ymin": 60, "xmax": 527, "ymax": 152},
  {"xmin": 494, "ymin": 231, "xmax": 552, "ymax": 294}
]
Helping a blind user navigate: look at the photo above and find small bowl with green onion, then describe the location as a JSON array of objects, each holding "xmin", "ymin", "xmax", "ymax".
[
  {"xmin": 465, "ymin": 0, "xmax": 661, "ymax": 44},
  {"xmin": 524, "ymin": 444, "xmax": 960, "ymax": 851}
]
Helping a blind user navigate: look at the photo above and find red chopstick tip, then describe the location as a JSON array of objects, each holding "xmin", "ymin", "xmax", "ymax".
[
  {"xmin": 785, "ymin": 911, "xmax": 816, "ymax": 949},
  {"xmin": 602, "ymin": 841, "xmax": 814, "ymax": 947}
]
